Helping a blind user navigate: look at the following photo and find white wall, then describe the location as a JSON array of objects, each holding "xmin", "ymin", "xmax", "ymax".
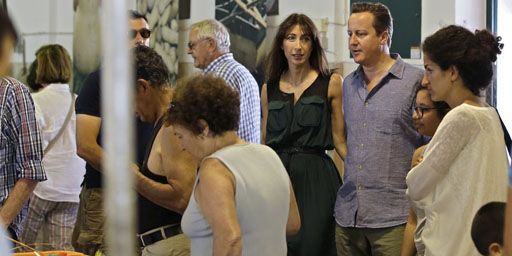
[
  {"xmin": 190, "ymin": 0, "xmax": 215, "ymax": 23},
  {"xmin": 422, "ymin": 0, "xmax": 455, "ymax": 40},
  {"xmin": 7, "ymin": 0, "xmax": 137, "ymax": 77},
  {"xmin": 455, "ymin": 0, "xmax": 486, "ymax": 31},
  {"xmin": 497, "ymin": 0, "xmax": 512, "ymax": 131},
  {"xmin": 8, "ymin": 0, "xmax": 74, "ymax": 65}
]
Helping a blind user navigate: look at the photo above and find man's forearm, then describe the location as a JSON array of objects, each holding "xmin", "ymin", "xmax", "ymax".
[
  {"xmin": 133, "ymin": 168, "xmax": 188, "ymax": 213},
  {"xmin": 77, "ymin": 144, "xmax": 103, "ymax": 172},
  {"xmin": 0, "ymin": 179, "xmax": 38, "ymax": 227}
]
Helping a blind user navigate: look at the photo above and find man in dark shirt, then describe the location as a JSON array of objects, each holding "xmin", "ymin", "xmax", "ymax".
[
  {"xmin": 71, "ymin": 11, "xmax": 154, "ymax": 254},
  {"xmin": 131, "ymin": 45, "xmax": 196, "ymax": 256}
]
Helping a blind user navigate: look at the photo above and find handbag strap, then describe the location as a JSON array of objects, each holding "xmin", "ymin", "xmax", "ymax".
[
  {"xmin": 43, "ymin": 91, "xmax": 76, "ymax": 155},
  {"xmin": 495, "ymin": 108, "xmax": 512, "ymax": 157}
]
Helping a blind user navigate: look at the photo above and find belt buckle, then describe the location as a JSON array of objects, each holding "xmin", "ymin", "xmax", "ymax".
[
  {"xmin": 137, "ymin": 234, "xmax": 147, "ymax": 248},
  {"xmin": 138, "ymin": 224, "xmax": 179, "ymax": 248},
  {"xmin": 139, "ymin": 230, "xmax": 163, "ymax": 248}
]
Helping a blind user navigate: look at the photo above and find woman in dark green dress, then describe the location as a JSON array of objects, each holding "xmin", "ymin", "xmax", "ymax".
[{"xmin": 261, "ymin": 13, "xmax": 346, "ymax": 256}]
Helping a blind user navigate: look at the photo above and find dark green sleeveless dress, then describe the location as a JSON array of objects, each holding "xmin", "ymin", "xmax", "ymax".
[{"xmin": 266, "ymin": 74, "xmax": 341, "ymax": 256}]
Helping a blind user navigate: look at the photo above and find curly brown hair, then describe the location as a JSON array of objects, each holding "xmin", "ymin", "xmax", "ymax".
[
  {"xmin": 166, "ymin": 74, "xmax": 240, "ymax": 135},
  {"xmin": 133, "ymin": 45, "xmax": 170, "ymax": 89},
  {"xmin": 422, "ymin": 25, "xmax": 503, "ymax": 96}
]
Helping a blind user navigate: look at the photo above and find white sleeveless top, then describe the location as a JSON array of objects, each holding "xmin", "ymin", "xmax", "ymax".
[{"xmin": 182, "ymin": 143, "xmax": 290, "ymax": 256}]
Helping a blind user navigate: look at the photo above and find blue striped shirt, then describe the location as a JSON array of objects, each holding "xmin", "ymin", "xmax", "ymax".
[
  {"xmin": 202, "ymin": 53, "xmax": 261, "ymax": 143},
  {"xmin": 335, "ymin": 55, "xmax": 423, "ymax": 228}
]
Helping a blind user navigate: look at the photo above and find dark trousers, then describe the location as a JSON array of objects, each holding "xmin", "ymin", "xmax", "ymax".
[{"xmin": 335, "ymin": 224, "xmax": 406, "ymax": 256}]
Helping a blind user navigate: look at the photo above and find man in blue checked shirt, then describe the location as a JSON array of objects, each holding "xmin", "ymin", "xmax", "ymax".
[
  {"xmin": 0, "ymin": 9, "xmax": 46, "ymax": 247},
  {"xmin": 334, "ymin": 3, "xmax": 423, "ymax": 255},
  {"xmin": 187, "ymin": 19, "xmax": 261, "ymax": 143}
]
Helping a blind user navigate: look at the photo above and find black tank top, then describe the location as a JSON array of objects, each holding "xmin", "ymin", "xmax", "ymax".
[
  {"xmin": 137, "ymin": 117, "xmax": 181, "ymax": 234},
  {"xmin": 265, "ymin": 74, "xmax": 334, "ymax": 151}
]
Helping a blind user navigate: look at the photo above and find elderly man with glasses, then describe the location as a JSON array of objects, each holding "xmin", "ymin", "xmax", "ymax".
[{"xmin": 187, "ymin": 19, "xmax": 261, "ymax": 143}]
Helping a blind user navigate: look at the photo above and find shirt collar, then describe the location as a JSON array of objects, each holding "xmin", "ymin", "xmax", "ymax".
[
  {"xmin": 44, "ymin": 83, "xmax": 70, "ymax": 91},
  {"xmin": 203, "ymin": 53, "xmax": 233, "ymax": 73},
  {"xmin": 353, "ymin": 53, "xmax": 405, "ymax": 80}
]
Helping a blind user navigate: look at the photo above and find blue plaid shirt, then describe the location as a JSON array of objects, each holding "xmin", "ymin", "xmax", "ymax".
[
  {"xmin": 202, "ymin": 53, "xmax": 261, "ymax": 143},
  {"xmin": 0, "ymin": 77, "xmax": 46, "ymax": 237},
  {"xmin": 335, "ymin": 55, "xmax": 424, "ymax": 228}
]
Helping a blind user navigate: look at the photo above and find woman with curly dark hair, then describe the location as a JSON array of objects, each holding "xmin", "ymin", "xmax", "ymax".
[
  {"xmin": 167, "ymin": 74, "xmax": 300, "ymax": 256},
  {"xmin": 261, "ymin": 13, "xmax": 345, "ymax": 255},
  {"xmin": 406, "ymin": 25, "xmax": 508, "ymax": 255}
]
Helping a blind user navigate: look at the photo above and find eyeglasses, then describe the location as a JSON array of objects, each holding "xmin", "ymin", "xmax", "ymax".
[
  {"xmin": 130, "ymin": 28, "xmax": 151, "ymax": 39},
  {"xmin": 187, "ymin": 38, "xmax": 210, "ymax": 50},
  {"xmin": 412, "ymin": 105, "xmax": 447, "ymax": 118}
]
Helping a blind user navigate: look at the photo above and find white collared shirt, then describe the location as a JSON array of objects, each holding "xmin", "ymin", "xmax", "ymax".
[{"xmin": 32, "ymin": 83, "xmax": 85, "ymax": 202}]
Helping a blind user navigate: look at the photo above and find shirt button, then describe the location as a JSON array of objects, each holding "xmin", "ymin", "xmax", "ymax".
[
  {"xmin": 364, "ymin": 102, "xmax": 369, "ymax": 107},
  {"xmin": 357, "ymin": 165, "xmax": 362, "ymax": 170},
  {"xmin": 360, "ymin": 144, "xmax": 364, "ymax": 148},
  {"xmin": 358, "ymin": 186, "xmax": 363, "ymax": 190},
  {"xmin": 363, "ymin": 123, "xmax": 367, "ymax": 127}
]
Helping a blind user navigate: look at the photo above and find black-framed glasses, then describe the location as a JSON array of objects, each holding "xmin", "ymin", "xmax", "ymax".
[
  {"xmin": 131, "ymin": 28, "xmax": 151, "ymax": 39},
  {"xmin": 412, "ymin": 105, "xmax": 447, "ymax": 118},
  {"xmin": 187, "ymin": 38, "xmax": 211, "ymax": 50}
]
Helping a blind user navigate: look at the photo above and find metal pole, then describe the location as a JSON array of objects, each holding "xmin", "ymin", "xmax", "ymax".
[{"xmin": 101, "ymin": 1, "xmax": 136, "ymax": 255}]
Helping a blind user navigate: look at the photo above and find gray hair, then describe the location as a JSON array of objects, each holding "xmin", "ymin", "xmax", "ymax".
[{"xmin": 190, "ymin": 19, "xmax": 230, "ymax": 52}]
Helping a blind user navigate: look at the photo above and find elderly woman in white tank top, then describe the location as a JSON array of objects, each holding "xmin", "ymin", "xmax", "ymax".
[{"xmin": 166, "ymin": 74, "xmax": 300, "ymax": 256}]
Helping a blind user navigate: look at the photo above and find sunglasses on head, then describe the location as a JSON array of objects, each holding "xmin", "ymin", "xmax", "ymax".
[{"xmin": 131, "ymin": 28, "xmax": 151, "ymax": 39}]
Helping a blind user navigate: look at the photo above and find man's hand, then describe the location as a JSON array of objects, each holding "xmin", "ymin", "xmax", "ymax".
[
  {"xmin": 0, "ymin": 179, "xmax": 38, "ymax": 227},
  {"xmin": 131, "ymin": 163, "xmax": 140, "ymax": 175}
]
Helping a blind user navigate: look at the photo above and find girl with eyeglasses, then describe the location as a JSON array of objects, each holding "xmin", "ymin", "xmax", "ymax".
[
  {"xmin": 405, "ymin": 25, "xmax": 508, "ymax": 255},
  {"xmin": 401, "ymin": 86, "xmax": 449, "ymax": 256}
]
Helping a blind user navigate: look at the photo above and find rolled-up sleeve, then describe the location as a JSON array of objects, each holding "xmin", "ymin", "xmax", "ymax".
[{"xmin": 10, "ymin": 83, "xmax": 46, "ymax": 181}]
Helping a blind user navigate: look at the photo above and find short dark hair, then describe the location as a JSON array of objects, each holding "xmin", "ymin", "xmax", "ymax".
[
  {"xmin": 35, "ymin": 44, "xmax": 72, "ymax": 84},
  {"xmin": 422, "ymin": 25, "xmax": 503, "ymax": 96},
  {"xmin": 265, "ymin": 13, "xmax": 330, "ymax": 84},
  {"xmin": 351, "ymin": 2, "xmax": 393, "ymax": 46},
  {"xmin": 166, "ymin": 74, "xmax": 240, "ymax": 136},
  {"xmin": 414, "ymin": 85, "xmax": 450, "ymax": 118},
  {"xmin": 471, "ymin": 201, "xmax": 505, "ymax": 255},
  {"xmin": 130, "ymin": 10, "xmax": 147, "ymax": 22},
  {"xmin": 133, "ymin": 45, "xmax": 170, "ymax": 89},
  {"xmin": 0, "ymin": 8, "xmax": 18, "ymax": 59}
]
